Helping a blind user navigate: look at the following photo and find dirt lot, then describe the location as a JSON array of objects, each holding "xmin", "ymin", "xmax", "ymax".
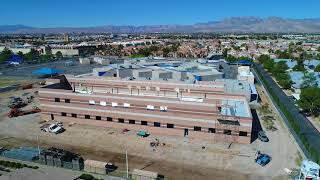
[{"xmin": 0, "ymin": 87, "xmax": 299, "ymax": 180}]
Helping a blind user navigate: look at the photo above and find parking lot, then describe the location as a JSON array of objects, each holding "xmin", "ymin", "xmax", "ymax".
[{"xmin": 0, "ymin": 59, "xmax": 105, "ymax": 80}]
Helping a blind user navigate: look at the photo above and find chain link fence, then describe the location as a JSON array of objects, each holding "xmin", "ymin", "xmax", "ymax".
[
  {"xmin": 1, "ymin": 148, "xmax": 165, "ymax": 180},
  {"xmin": 253, "ymin": 63, "xmax": 320, "ymax": 163}
]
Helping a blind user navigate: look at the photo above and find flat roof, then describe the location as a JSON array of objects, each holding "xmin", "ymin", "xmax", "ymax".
[
  {"xmin": 221, "ymin": 99, "xmax": 250, "ymax": 118},
  {"xmin": 192, "ymin": 70, "xmax": 223, "ymax": 76}
]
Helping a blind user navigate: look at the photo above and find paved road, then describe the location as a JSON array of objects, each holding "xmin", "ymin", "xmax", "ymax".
[{"xmin": 0, "ymin": 84, "xmax": 20, "ymax": 93}]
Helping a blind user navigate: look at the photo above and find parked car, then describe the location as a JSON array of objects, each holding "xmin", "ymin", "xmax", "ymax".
[
  {"xmin": 40, "ymin": 123, "xmax": 64, "ymax": 134},
  {"xmin": 255, "ymin": 152, "xmax": 271, "ymax": 166},
  {"xmin": 258, "ymin": 131, "xmax": 269, "ymax": 142}
]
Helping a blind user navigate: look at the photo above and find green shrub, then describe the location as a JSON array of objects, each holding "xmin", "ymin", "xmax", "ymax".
[{"xmin": 79, "ymin": 173, "xmax": 94, "ymax": 180}]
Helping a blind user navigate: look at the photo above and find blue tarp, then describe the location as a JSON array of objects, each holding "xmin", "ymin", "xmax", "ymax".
[
  {"xmin": 5, "ymin": 55, "xmax": 23, "ymax": 64},
  {"xmin": 32, "ymin": 67, "xmax": 64, "ymax": 75}
]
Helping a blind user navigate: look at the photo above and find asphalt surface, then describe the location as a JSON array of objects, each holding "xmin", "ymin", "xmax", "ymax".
[
  {"xmin": 0, "ymin": 84, "xmax": 20, "ymax": 93},
  {"xmin": 0, "ymin": 59, "xmax": 104, "ymax": 78}
]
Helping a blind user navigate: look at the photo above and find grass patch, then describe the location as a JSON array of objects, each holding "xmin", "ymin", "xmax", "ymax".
[
  {"xmin": 129, "ymin": 54, "xmax": 145, "ymax": 58},
  {"xmin": 0, "ymin": 160, "xmax": 38, "ymax": 169},
  {"xmin": 0, "ymin": 79, "xmax": 18, "ymax": 88},
  {"xmin": 295, "ymin": 152, "xmax": 303, "ymax": 166},
  {"xmin": 259, "ymin": 104, "xmax": 272, "ymax": 114}
]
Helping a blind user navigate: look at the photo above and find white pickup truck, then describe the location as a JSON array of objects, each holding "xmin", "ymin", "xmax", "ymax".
[{"xmin": 40, "ymin": 123, "xmax": 64, "ymax": 134}]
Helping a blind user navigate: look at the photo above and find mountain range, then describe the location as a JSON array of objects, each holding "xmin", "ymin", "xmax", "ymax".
[{"xmin": 1, "ymin": 17, "xmax": 320, "ymax": 34}]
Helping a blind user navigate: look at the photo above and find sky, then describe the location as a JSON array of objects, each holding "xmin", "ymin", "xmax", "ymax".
[{"xmin": 1, "ymin": 0, "xmax": 320, "ymax": 27}]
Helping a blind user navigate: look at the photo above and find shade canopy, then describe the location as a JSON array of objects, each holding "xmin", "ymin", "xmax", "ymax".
[{"xmin": 32, "ymin": 67, "xmax": 64, "ymax": 75}]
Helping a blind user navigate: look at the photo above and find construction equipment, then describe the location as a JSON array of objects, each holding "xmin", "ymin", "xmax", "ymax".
[
  {"xmin": 137, "ymin": 130, "xmax": 149, "ymax": 137},
  {"xmin": 8, "ymin": 97, "xmax": 26, "ymax": 109},
  {"xmin": 7, "ymin": 106, "xmax": 41, "ymax": 118}
]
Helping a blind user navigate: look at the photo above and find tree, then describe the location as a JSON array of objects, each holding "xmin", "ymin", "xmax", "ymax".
[
  {"xmin": 222, "ymin": 48, "xmax": 228, "ymax": 58},
  {"xmin": 55, "ymin": 51, "xmax": 63, "ymax": 59},
  {"xmin": 0, "ymin": 47, "xmax": 13, "ymax": 63},
  {"xmin": 118, "ymin": 44, "xmax": 124, "ymax": 50},
  {"xmin": 162, "ymin": 47, "xmax": 170, "ymax": 57},
  {"xmin": 299, "ymin": 51, "xmax": 308, "ymax": 60},
  {"xmin": 171, "ymin": 43, "xmax": 180, "ymax": 52},
  {"xmin": 17, "ymin": 51, "xmax": 24, "ymax": 58},
  {"xmin": 24, "ymin": 48, "xmax": 39, "ymax": 61},
  {"xmin": 257, "ymin": 54, "xmax": 271, "ymax": 63},
  {"xmin": 293, "ymin": 60, "xmax": 306, "ymax": 71},
  {"xmin": 231, "ymin": 45, "xmax": 240, "ymax": 51},
  {"xmin": 271, "ymin": 61, "xmax": 292, "ymax": 89},
  {"xmin": 278, "ymin": 78, "xmax": 292, "ymax": 89},
  {"xmin": 298, "ymin": 87, "xmax": 320, "ymax": 116},
  {"xmin": 272, "ymin": 61, "xmax": 288, "ymax": 74},
  {"xmin": 40, "ymin": 54, "xmax": 53, "ymax": 62},
  {"xmin": 301, "ymin": 72, "xmax": 318, "ymax": 89},
  {"xmin": 315, "ymin": 64, "xmax": 320, "ymax": 72},
  {"xmin": 263, "ymin": 59, "xmax": 275, "ymax": 71},
  {"xmin": 226, "ymin": 55, "xmax": 237, "ymax": 63}
]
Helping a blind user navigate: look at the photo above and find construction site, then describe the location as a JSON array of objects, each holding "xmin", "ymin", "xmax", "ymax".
[
  {"xmin": 0, "ymin": 74, "xmax": 299, "ymax": 179},
  {"xmin": 0, "ymin": 59, "xmax": 303, "ymax": 180}
]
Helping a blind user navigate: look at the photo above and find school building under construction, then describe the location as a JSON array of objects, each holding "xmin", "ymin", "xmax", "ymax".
[{"xmin": 39, "ymin": 75, "xmax": 253, "ymax": 144}]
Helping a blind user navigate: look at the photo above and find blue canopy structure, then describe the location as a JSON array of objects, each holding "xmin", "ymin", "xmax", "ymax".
[
  {"xmin": 237, "ymin": 60, "xmax": 252, "ymax": 66},
  {"xmin": 32, "ymin": 67, "xmax": 64, "ymax": 76}
]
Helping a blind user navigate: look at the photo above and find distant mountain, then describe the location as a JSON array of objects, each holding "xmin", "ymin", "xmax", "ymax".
[
  {"xmin": 0, "ymin": 25, "xmax": 34, "ymax": 33},
  {"xmin": 2, "ymin": 17, "xmax": 320, "ymax": 34}
]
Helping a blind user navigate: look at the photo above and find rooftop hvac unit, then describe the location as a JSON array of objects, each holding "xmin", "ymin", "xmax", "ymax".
[
  {"xmin": 123, "ymin": 103, "xmax": 130, "ymax": 108},
  {"xmin": 89, "ymin": 100, "xmax": 95, "ymax": 105},
  {"xmin": 100, "ymin": 101, "xmax": 107, "ymax": 106},
  {"xmin": 147, "ymin": 105, "xmax": 154, "ymax": 110},
  {"xmin": 112, "ymin": 102, "xmax": 118, "ymax": 107}
]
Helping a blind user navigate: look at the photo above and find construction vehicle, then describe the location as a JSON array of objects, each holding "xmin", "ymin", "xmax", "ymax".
[
  {"xmin": 7, "ymin": 106, "xmax": 41, "ymax": 118},
  {"xmin": 8, "ymin": 97, "xmax": 26, "ymax": 109}
]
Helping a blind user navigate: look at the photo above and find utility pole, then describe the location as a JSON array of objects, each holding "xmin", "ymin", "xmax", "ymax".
[
  {"xmin": 126, "ymin": 149, "xmax": 129, "ymax": 178},
  {"xmin": 37, "ymin": 135, "xmax": 40, "ymax": 156}
]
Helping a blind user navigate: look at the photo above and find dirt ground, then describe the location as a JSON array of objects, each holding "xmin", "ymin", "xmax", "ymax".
[{"xmin": 0, "ymin": 87, "xmax": 299, "ymax": 180}]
